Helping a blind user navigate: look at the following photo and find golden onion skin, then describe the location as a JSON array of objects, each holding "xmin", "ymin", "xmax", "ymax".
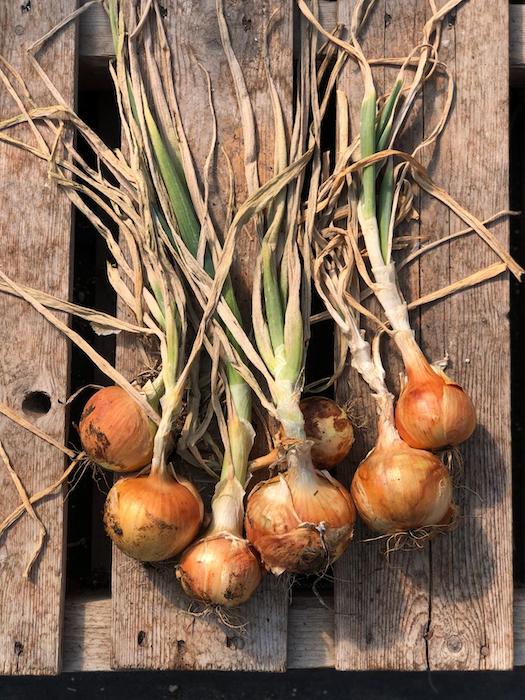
[
  {"xmin": 79, "ymin": 386, "xmax": 156, "ymax": 472},
  {"xmin": 177, "ymin": 534, "xmax": 262, "ymax": 607},
  {"xmin": 351, "ymin": 442, "xmax": 454, "ymax": 534},
  {"xmin": 300, "ymin": 397, "xmax": 354, "ymax": 469},
  {"xmin": 395, "ymin": 369, "xmax": 476, "ymax": 450},
  {"xmin": 103, "ymin": 472, "xmax": 204, "ymax": 561},
  {"xmin": 394, "ymin": 331, "xmax": 476, "ymax": 450},
  {"xmin": 245, "ymin": 467, "xmax": 356, "ymax": 575}
]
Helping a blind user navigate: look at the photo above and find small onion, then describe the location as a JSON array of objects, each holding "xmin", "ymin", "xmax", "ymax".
[
  {"xmin": 103, "ymin": 470, "xmax": 203, "ymax": 561},
  {"xmin": 351, "ymin": 407, "xmax": 454, "ymax": 535},
  {"xmin": 245, "ymin": 444, "xmax": 356, "ymax": 575},
  {"xmin": 177, "ymin": 478, "xmax": 261, "ymax": 607},
  {"xmin": 299, "ymin": 397, "xmax": 354, "ymax": 468},
  {"xmin": 177, "ymin": 534, "xmax": 261, "ymax": 607},
  {"xmin": 394, "ymin": 332, "xmax": 476, "ymax": 450},
  {"xmin": 79, "ymin": 386, "xmax": 155, "ymax": 472}
]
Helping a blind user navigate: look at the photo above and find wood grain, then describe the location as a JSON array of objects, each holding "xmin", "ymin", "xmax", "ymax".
[
  {"xmin": 334, "ymin": 0, "xmax": 431, "ymax": 671},
  {"xmin": 78, "ymin": 1, "xmax": 525, "ymax": 72},
  {"xmin": 424, "ymin": 0, "xmax": 513, "ymax": 670},
  {"xmin": 61, "ymin": 589, "xmax": 525, "ymax": 671},
  {"xmin": 0, "ymin": 0, "xmax": 77, "ymax": 675},
  {"xmin": 110, "ymin": 0, "xmax": 293, "ymax": 671}
]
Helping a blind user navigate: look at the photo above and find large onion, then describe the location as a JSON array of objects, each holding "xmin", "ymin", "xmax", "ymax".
[
  {"xmin": 351, "ymin": 394, "xmax": 455, "ymax": 537},
  {"xmin": 245, "ymin": 443, "xmax": 356, "ymax": 575},
  {"xmin": 79, "ymin": 386, "xmax": 155, "ymax": 472},
  {"xmin": 103, "ymin": 470, "xmax": 203, "ymax": 562},
  {"xmin": 394, "ymin": 331, "xmax": 476, "ymax": 450}
]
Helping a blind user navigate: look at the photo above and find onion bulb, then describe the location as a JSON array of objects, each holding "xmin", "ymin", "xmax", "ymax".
[
  {"xmin": 103, "ymin": 470, "xmax": 203, "ymax": 561},
  {"xmin": 299, "ymin": 397, "xmax": 354, "ymax": 468},
  {"xmin": 245, "ymin": 443, "xmax": 356, "ymax": 575},
  {"xmin": 79, "ymin": 386, "xmax": 155, "ymax": 472},
  {"xmin": 351, "ymin": 395, "xmax": 455, "ymax": 536},
  {"xmin": 394, "ymin": 331, "xmax": 476, "ymax": 450},
  {"xmin": 177, "ymin": 478, "xmax": 261, "ymax": 607}
]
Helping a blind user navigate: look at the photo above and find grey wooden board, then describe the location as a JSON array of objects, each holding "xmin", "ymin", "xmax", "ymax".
[
  {"xmin": 422, "ymin": 0, "xmax": 513, "ymax": 670},
  {"xmin": 0, "ymin": 0, "xmax": 77, "ymax": 675},
  {"xmin": 61, "ymin": 589, "xmax": 525, "ymax": 672}
]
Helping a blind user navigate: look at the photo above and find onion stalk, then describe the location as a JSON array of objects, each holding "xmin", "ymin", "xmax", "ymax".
[
  {"xmin": 241, "ymin": 12, "xmax": 356, "ymax": 575},
  {"xmin": 351, "ymin": 7, "xmax": 477, "ymax": 451}
]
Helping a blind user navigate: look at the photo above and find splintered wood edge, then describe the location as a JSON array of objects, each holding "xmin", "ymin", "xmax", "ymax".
[
  {"xmin": 79, "ymin": 2, "xmax": 525, "ymax": 69},
  {"xmin": 62, "ymin": 589, "xmax": 525, "ymax": 671}
]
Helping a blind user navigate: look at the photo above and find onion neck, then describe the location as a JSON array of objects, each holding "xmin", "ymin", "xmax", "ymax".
[
  {"xmin": 374, "ymin": 391, "xmax": 402, "ymax": 451},
  {"xmin": 221, "ymin": 377, "xmax": 255, "ymax": 487},
  {"xmin": 285, "ymin": 441, "xmax": 319, "ymax": 493},
  {"xmin": 371, "ymin": 263, "xmax": 411, "ymax": 332},
  {"xmin": 274, "ymin": 378, "xmax": 306, "ymax": 441},
  {"xmin": 150, "ymin": 384, "xmax": 184, "ymax": 479},
  {"xmin": 207, "ymin": 476, "xmax": 244, "ymax": 537},
  {"xmin": 394, "ymin": 330, "xmax": 435, "ymax": 383}
]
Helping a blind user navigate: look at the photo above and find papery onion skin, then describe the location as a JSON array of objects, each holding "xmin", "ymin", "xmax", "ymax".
[
  {"xmin": 300, "ymin": 397, "xmax": 354, "ymax": 469},
  {"xmin": 245, "ymin": 449, "xmax": 356, "ymax": 575},
  {"xmin": 79, "ymin": 386, "xmax": 156, "ymax": 472},
  {"xmin": 351, "ymin": 442, "xmax": 454, "ymax": 534},
  {"xmin": 103, "ymin": 471, "xmax": 204, "ymax": 561},
  {"xmin": 177, "ymin": 534, "xmax": 262, "ymax": 607},
  {"xmin": 394, "ymin": 332, "xmax": 476, "ymax": 450},
  {"xmin": 395, "ymin": 369, "xmax": 476, "ymax": 450}
]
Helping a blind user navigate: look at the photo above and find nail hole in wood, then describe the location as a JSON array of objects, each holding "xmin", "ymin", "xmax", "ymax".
[{"xmin": 22, "ymin": 391, "xmax": 51, "ymax": 416}]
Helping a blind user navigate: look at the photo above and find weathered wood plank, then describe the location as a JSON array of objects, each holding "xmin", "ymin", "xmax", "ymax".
[
  {"xmin": 61, "ymin": 589, "xmax": 525, "ymax": 671},
  {"xmin": 334, "ymin": 0, "xmax": 430, "ymax": 672},
  {"xmin": 0, "ymin": 0, "xmax": 77, "ymax": 675},
  {"xmin": 424, "ymin": 0, "xmax": 513, "ymax": 671},
  {"xmin": 78, "ymin": 1, "xmax": 525, "ymax": 75},
  {"xmin": 111, "ymin": 0, "xmax": 293, "ymax": 671}
]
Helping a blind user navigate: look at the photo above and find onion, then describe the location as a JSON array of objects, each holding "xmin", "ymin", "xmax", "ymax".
[
  {"xmin": 245, "ymin": 443, "xmax": 356, "ymax": 575},
  {"xmin": 177, "ymin": 533, "xmax": 261, "ymax": 608},
  {"xmin": 351, "ymin": 395, "xmax": 455, "ymax": 537},
  {"xmin": 394, "ymin": 331, "xmax": 476, "ymax": 450},
  {"xmin": 79, "ymin": 386, "xmax": 155, "ymax": 472},
  {"xmin": 103, "ymin": 470, "xmax": 203, "ymax": 562},
  {"xmin": 177, "ymin": 478, "xmax": 261, "ymax": 607},
  {"xmin": 299, "ymin": 397, "xmax": 354, "ymax": 468}
]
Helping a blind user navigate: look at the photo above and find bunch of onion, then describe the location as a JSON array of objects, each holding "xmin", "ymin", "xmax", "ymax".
[
  {"xmin": 351, "ymin": 34, "xmax": 478, "ymax": 451},
  {"xmin": 300, "ymin": 21, "xmax": 457, "ymax": 545},
  {"xmin": 101, "ymin": 0, "xmax": 266, "ymax": 600},
  {"xmin": 228, "ymin": 19, "xmax": 358, "ymax": 576}
]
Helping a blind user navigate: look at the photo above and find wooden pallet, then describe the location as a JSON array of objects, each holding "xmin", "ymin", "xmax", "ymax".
[{"xmin": 0, "ymin": 0, "xmax": 521, "ymax": 674}]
